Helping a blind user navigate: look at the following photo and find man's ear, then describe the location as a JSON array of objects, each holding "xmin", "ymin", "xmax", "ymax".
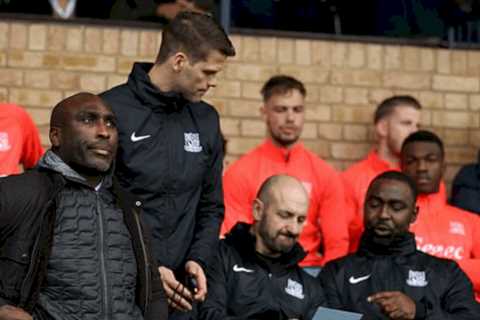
[
  {"xmin": 375, "ymin": 119, "xmax": 388, "ymax": 139},
  {"xmin": 252, "ymin": 198, "xmax": 264, "ymax": 222},
  {"xmin": 49, "ymin": 127, "xmax": 61, "ymax": 148},
  {"xmin": 171, "ymin": 52, "xmax": 188, "ymax": 72},
  {"xmin": 410, "ymin": 206, "xmax": 419, "ymax": 224},
  {"xmin": 260, "ymin": 105, "xmax": 267, "ymax": 122},
  {"xmin": 441, "ymin": 160, "xmax": 447, "ymax": 178}
]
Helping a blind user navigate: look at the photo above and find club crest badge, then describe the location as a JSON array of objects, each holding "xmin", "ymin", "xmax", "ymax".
[
  {"xmin": 184, "ymin": 132, "xmax": 202, "ymax": 153},
  {"xmin": 449, "ymin": 221, "xmax": 465, "ymax": 235},
  {"xmin": 285, "ymin": 278, "xmax": 304, "ymax": 300},
  {"xmin": 0, "ymin": 132, "xmax": 11, "ymax": 152},
  {"xmin": 406, "ymin": 270, "xmax": 428, "ymax": 287}
]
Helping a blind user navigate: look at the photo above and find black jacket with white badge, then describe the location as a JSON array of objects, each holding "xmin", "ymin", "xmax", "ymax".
[
  {"xmin": 319, "ymin": 232, "xmax": 480, "ymax": 319},
  {"xmin": 199, "ymin": 223, "xmax": 326, "ymax": 320},
  {"xmin": 101, "ymin": 62, "xmax": 224, "ymax": 272}
]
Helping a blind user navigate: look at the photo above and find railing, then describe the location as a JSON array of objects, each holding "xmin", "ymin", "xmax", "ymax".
[{"xmin": 2, "ymin": 0, "xmax": 480, "ymax": 50}]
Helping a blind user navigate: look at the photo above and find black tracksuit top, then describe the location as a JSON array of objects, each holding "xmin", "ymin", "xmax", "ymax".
[
  {"xmin": 101, "ymin": 63, "xmax": 224, "ymax": 271},
  {"xmin": 319, "ymin": 232, "xmax": 480, "ymax": 319},
  {"xmin": 199, "ymin": 223, "xmax": 326, "ymax": 320}
]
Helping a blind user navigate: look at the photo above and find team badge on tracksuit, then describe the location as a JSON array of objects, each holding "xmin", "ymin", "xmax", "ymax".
[
  {"xmin": 449, "ymin": 221, "xmax": 465, "ymax": 235},
  {"xmin": 0, "ymin": 132, "xmax": 11, "ymax": 152},
  {"xmin": 406, "ymin": 270, "xmax": 428, "ymax": 287},
  {"xmin": 184, "ymin": 132, "xmax": 202, "ymax": 153},
  {"xmin": 285, "ymin": 278, "xmax": 304, "ymax": 299}
]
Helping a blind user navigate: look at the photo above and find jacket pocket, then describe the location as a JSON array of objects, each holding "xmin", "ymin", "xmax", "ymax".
[
  {"xmin": 0, "ymin": 239, "xmax": 30, "ymax": 301},
  {"xmin": 1, "ymin": 239, "xmax": 30, "ymax": 264}
]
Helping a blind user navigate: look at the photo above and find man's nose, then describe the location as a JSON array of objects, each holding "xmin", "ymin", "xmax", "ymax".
[
  {"xmin": 286, "ymin": 220, "xmax": 301, "ymax": 236},
  {"xmin": 379, "ymin": 205, "xmax": 391, "ymax": 219},
  {"xmin": 96, "ymin": 121, "xmax": 111, "ymax": 138},
  {"xmin": 286, "ymin": 109, "xmax": 295, "ymax": 122},
  {"xmin": 207, "ymin": 76, "xmax": 217, "ymax": 88},
  {"xmin": 417, "ymin": 159, "xmax": 428, "ymax": 171}
]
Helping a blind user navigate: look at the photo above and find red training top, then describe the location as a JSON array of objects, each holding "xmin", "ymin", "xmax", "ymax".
[
  {"xmin": 0, "ymin": 104, "xmax": 44, "ymax": 176},
  {"xmin": 411, "ymin": 188, "xmax": 480, "ymax": 302},
  {"xmin": 222, "ymin": 139, "xmax": 349, "ymax": 267}
]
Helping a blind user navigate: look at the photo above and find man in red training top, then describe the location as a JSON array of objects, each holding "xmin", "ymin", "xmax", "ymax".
[
  {"xmin": 0, "ymin": 103, "xmax": 44, "ymax": 176},
  {"xmin": 401, "ymin": 130, "xmax": 480, "ymax": 301},
  {"xmin": 222, "ymin": 75, "xmax": 348, "ymax": 275},
  {"xmin": 342, "ymin": 96, "xmax": 422, "ymax": 252}
]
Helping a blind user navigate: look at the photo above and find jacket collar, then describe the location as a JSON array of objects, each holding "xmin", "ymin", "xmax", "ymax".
[
  {"xmin": 259, "ymin": 139, "xmax": 305, "ymax": 163},
  {"xmin": 358, "ymin": 231, "xmax": 417, "ymax": 257},
  {"xmin": 127, "ymin": 62, "xmax": 189, "ymax": 111},
  {"xmin": 37, "ymin": 150, "xmax": 113, "ymax": 190},
  {"xmin": 367, "ymin": 149, "xmax": 399, "ymax": 172},
  {"xmin": 415, "ymin": 182, "xmax": 447, "ymax": 217},
  {"xmin": 225, "ymin": 222, "xmax": 306, "ymax": 269}
]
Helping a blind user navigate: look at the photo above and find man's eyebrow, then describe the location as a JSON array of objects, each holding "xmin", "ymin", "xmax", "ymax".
[
  {"xmin": 271, "ymin": 105, "xmax": 303, "ymax": 109},
  {"xmin": 75, "ymin": 110, "xmax": 99, "ymax": 117},
  {"xmin": 76, "ymin": 107, "xmax": 114, "ymax": 117},
  {"xmin": 366, "ymin": 194, "xmax": 382, "ymax": 200},
  {"xmin": 278, "ymin": 209, "xmax": 296, "ymax": 216},
  {"xmin": 104, "ymin": 114, "xmax": 117, "ymax": 122}
]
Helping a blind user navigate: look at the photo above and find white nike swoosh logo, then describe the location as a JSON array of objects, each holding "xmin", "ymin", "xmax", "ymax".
[
  {"xmin": 233, "ymin": 264, "xmax": 254, "ymax": 273},
  {"xmin": 349, "ymin": 274, "xmax": 371, "ymax": 284},
  {"xmin": 131, "ymin": 132, "xmax": 151, "ymax": 142}
]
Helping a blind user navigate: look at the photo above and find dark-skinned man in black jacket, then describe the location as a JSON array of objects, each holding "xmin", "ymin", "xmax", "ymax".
[
  {"xmin": 0, "ymin": 93, "xmax": 167, "ymax": 320},
  {"xmin": 319, "ymin": 170, "xmax": 480, "ymax": 319}
]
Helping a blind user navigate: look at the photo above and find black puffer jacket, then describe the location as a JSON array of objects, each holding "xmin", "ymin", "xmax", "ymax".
[
  {"xmin": 319, "ymin": 232, "xmax": 480, "ymax": 319},
  {"xmin": 0, "ymin": 153, "xmax": 167, "ymax": 319},
  {"xmin": 199, "ymin": 223, "xmax": 326, "ymax": 320}
]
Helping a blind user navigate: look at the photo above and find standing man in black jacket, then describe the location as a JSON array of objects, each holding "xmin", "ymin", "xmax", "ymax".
[
  {"xmin": 0, "ymin": 93, "xmax": 167, "ymax": 320},
  {"xmin": 101, "ymin": 10, "xmax": 235, "ymax": 317},
  {"xmin": 199, "ymin": 175, "xmax": 326, "ymax": 320},
  {"xmin": 319, "ymin": 170, "xmax": 480, "ymax": 319}
]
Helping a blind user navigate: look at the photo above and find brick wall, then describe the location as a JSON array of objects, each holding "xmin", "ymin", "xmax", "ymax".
[{"xmin": 1, "ymin": 20, "xmax": 479, "ymax": 185}]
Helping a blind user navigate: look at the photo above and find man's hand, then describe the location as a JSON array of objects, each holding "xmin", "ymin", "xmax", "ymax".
[
  {"xmin": 185, "ymin": 260, "xmax": 207, "ymax": 302},
  {"xmin": 158, "ymin": 266, "xmax": 193, "ymax": 312},
  {"xmin": 368, "ymin": 291, "xmax": 416, "ymax": 320},
  {"xmin": 0, "ymin": 305, "xmax": 32, "ymax": 320}
]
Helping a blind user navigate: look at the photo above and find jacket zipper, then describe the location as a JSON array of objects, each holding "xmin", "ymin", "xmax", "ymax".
[
  {"xmin": 133, "ymin": 208, "xmax": 151, "ymax": 312},
  {"xmin": 166, "ymin": 114, "xmax": 173, "ymax": 194},
  {"xmin": 97, "ymin": 192, "xmax": 109, "ymax": 319}
]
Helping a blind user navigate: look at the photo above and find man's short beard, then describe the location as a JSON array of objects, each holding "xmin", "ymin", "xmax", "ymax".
[
  {"xmin": 272, "ymin": 135, "xmax": 300, "ymax": 148},
  {"xmin": 365, "ymin": 227, "xmax": 398, "ymax": 247},
  {"xmin": 258, "ymin": 219, "xmax": 294, "ymax": 256}
]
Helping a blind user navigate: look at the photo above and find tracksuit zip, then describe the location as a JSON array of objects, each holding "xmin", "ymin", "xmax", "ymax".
[
  {"xmin": 97, "ymin": 192, "xmax": 109, "ymax": 319},
  {"xmin": 133, "ymin": 208, "xmax": 151, "ymax": 312}
]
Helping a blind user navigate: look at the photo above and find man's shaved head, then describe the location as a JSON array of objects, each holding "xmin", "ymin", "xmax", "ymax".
[
  {"xmin": 49, "ymin": 92, "xmax": 118, "ymax": 186},
  {"xmin": 253, "ymin": 175, "xmax": 309, "ymax": 257},
  {"xmin": 256, "ymin": 175, "xmax": 308, "ymax": 207},
  {"xmin": 50, "ymin": 92, "xmax": 103, "ymax": 129}
]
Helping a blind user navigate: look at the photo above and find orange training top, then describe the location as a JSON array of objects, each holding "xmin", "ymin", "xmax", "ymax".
[
  {"xmin": 411, "ymin": 188, "xmax": 480, "ymax": 302},
  {"xmin": 222, "ymin": 139, "xmax": 349, "ymax": 267},
  {"xmin": 0, "ymin": 104, "xmax": 44, "ymax": 176}
]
